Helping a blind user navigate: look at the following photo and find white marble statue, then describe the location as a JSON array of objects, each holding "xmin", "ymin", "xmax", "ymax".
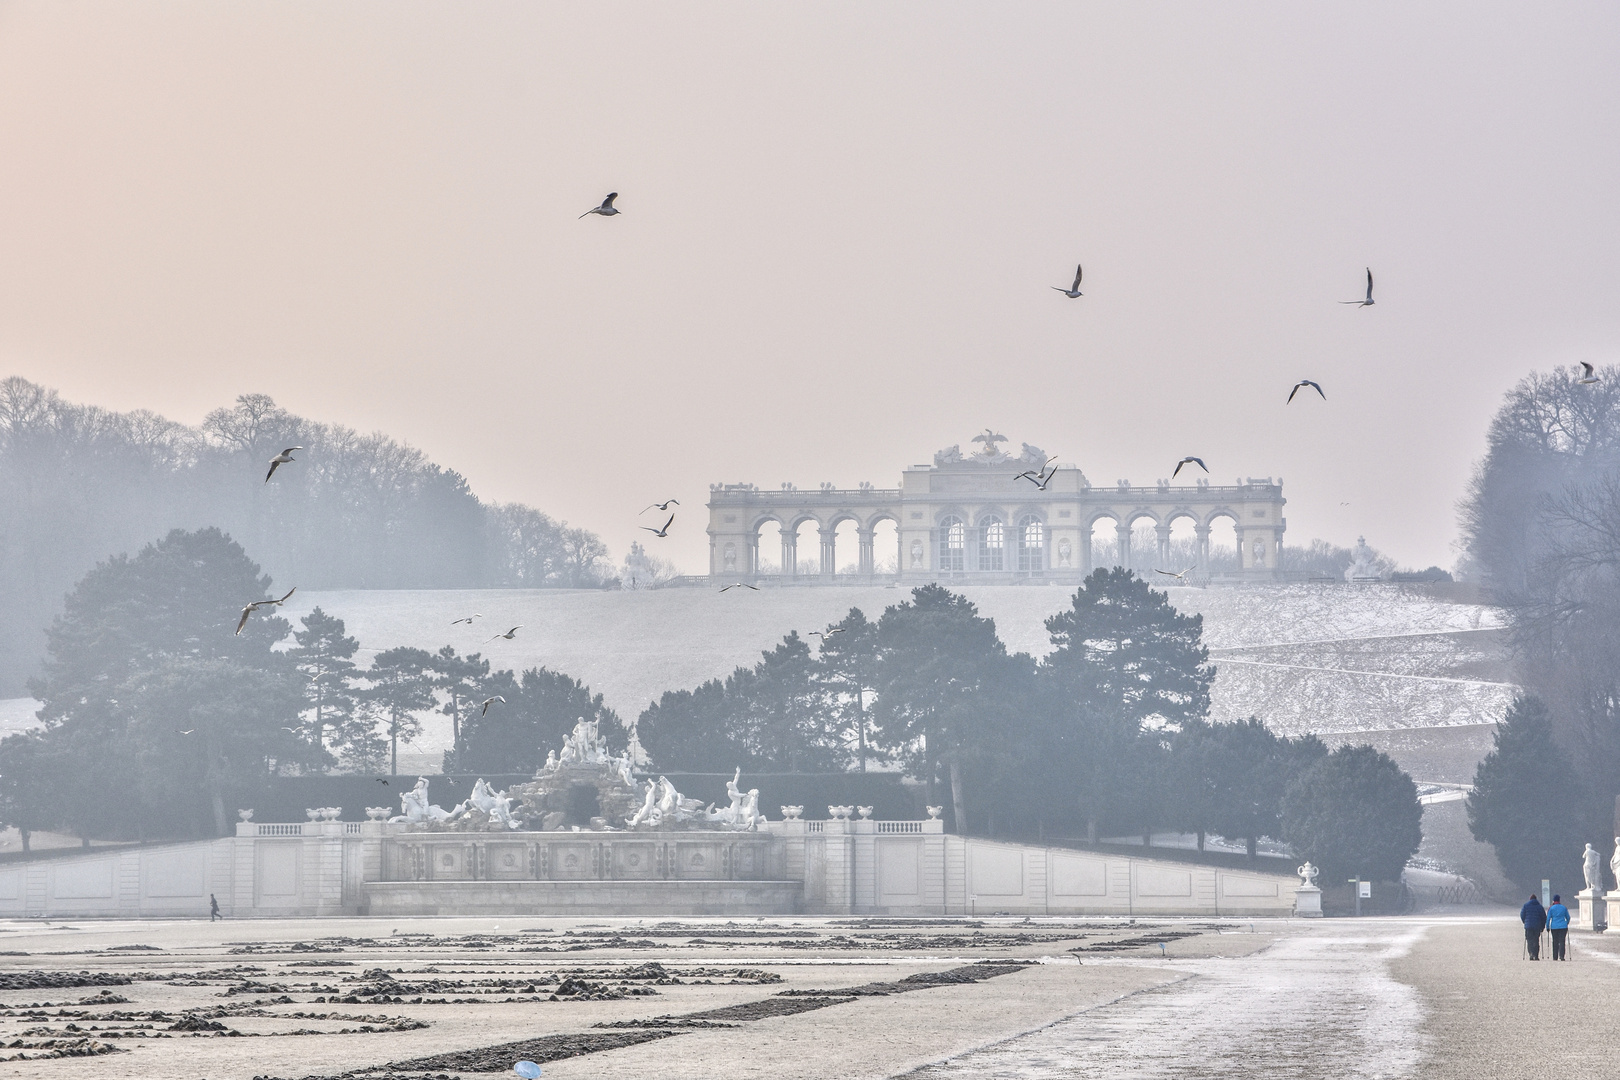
[
  {"xmin": 629, "ymin": 776, "xmax": 702, "ymax": 828},
  {"xmin": 614, "ymin": 752, "xmax": 634, "ymax": 788},
  {"xmin": 391, "ymin": 777, "xmax": 455, "ymax": 824},
  {"xmin": 1297, "ymin": 861, "xmax": 1319, "ymax": 888},
  {"xmin": 1612, "ymin": 837, "xmax": 1620, "ymax": 890},
  {"xmin": 1584, "ymin": 842, "xmax": 1604, "ymax": 893},
  {"xmin": 467, "ymin": 778, "xmax": 523, "ymax": 829},
  {"xmin": 542, "ymin": 750, "xmax": 559, "ymax": 773},
  {"xmin": 629, "ymin": 779, "xmax": 660, "ymax": 828},
  {"xmin": 558, "ymin": 716, "xmax": 612, "ymax": 767},
  {"xmin": 737, "ymin": 788, "xmax": 764, "ymax": 830}
]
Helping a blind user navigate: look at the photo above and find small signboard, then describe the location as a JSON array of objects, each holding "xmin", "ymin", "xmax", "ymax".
[
  {"xmin": 1542, "ymin": 879, "xmax": 1552, "ymax": 907},
  {"xmin": 1358, "ymin": 880, "xmax": 1372, "ymax": 899}
]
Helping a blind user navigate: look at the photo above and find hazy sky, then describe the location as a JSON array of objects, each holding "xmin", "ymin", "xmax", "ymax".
[{"xmin": 3, "ymin": 3, "xmax": 1618, "ymax": 573}]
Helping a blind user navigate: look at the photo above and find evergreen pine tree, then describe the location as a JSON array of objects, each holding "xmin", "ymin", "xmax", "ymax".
[{"xmin": 1467, "ymin": 695, "xmax": 1588, "ymax": 892}]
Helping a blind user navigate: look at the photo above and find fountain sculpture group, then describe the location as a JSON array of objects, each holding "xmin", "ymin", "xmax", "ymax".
[{"xmin": 388, "ymin": 717, "xmax": 768, "ymax": 834}]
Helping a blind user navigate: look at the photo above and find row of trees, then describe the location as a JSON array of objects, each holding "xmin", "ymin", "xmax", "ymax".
[
  {"xmin": 0, "ymin": 526, "xmax": 1423, "ymax": 883},
  {"xmin": 1460, "ymin": 365, "xmax": 1620, "ymax": 892},
  {"xmin": 0, "ymin": 528, "xmax": 620, "ymax": 843},
  {"xmin": 637, "ymin": 573, "xmax": 1421, "ymax": 881},
  {"xmin": 0, "ymin": 378, "xmax": 611, "ymax": 693}
]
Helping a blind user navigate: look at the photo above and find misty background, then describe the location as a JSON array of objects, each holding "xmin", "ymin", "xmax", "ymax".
[{"xmin": 2, "ymin": 3, "xmax": 1618, "ymax": 582}]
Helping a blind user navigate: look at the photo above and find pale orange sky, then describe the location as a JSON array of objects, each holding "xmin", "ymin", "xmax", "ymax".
[{"xmin": 3, "ymin": 2, "xmax": 1617, "ymax": 573}]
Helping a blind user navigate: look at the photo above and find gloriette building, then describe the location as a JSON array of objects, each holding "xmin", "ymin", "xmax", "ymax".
[{"xmin": 706, "ymin": 432, "xmax": 1287, "ymax": 584}]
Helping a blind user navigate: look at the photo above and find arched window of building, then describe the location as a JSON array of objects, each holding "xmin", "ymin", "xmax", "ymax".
[
  {"xmin": 1017, "ymin": 516, "xmax": 1043, "ymax": 572},
  {"xmin": 979, "ymin": 517, "xmax": 1005, "ymax": 571},
  {"xmin": 939, "ymin": 516, "xmax": 965, "ymax": 572}
]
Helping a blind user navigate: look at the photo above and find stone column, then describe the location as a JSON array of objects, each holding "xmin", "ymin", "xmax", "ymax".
[
  {"xmin": 1115, "ymin": 521, "xmax": 1132, "ymax": 569},
  {"xmin": 820, "ymin": 526, "xmax": 837, "ymax": 580},
  {"xmin": 1155, "ymin": 523, "xmax": 1171, "ymax": 567},
  {"xmin": 1078, "ymin": 527, "xmax": 1092, "ymax": 576},
  {"xmin": 857, "ymin": 527, "xmax": 875, "ymax": 576},
  {"xmin": 1194, "ymin": 524, "xmax": 1210, "ymax": 572},
  {"xmin": 783, "ymin": 531, "xmax": 798, "ymax": 577},
  {"xmin": 1234, "ymin": 527, "xmax": 1248, "ymax": 570},
  {"xmin": 746, "ymin": 532, "xmax": 759, "ymax": 576}
]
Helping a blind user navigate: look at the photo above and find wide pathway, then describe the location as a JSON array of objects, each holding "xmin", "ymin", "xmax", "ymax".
[{"xmin": 909, "ymin": 915, "xmax": 1618, "ymax": 1080}]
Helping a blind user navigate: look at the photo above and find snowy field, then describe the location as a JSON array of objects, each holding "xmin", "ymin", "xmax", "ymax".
[{"xmin": 0, "ymin": 583, "xmax": 1515, "ymax": 771}]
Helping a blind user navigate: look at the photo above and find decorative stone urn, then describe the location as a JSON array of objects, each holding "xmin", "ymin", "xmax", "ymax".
[
  {"xmin": 856, "ymin": 806, "xmax": 874, "ymax": 819},
  {"xmin": 320, "ymin": 807, "xmax": 342, "ymax": 821},
  {"xmin": 828, "ymin": 805, "xmax": 853, "ymax": 820},
  {"xmin": 925, "ymin": 806, "xmax": 944, "ymax": 819},
  {"xmin": 1293, "ymin": 860, "xmax": 1323, "ymax": 918},
  {"xmin": 780, "ymin": 805, "xmax": 803, "ymax": 820},
  {"xmin": 365, "ymin": 807, "xmax": 390, "ymax": 821},
  {"xmin": 237, "ymin": 809, "xmax": 254, "ymax": 822},
  {"xmin": 305, "ymin": 808, "xmax": 321, "ymax": 821}
]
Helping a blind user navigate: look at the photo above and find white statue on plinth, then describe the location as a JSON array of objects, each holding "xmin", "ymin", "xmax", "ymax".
[
  {"xmin": 392, "ymin": 777, "xmax": 455, "ymax": 824},
  {"xmin": 1584, "ymin": 843, "xmax": 1604, "ymax": 893},
  {"xmin": 558, "ymin": 716, "xmax": 610, "ymax": 767},
  {"xmin": 1297, "ymin": 861, "xmax": 1319, "ymax": 888},
  {"xmin": 1611, "ymin": 837, "xmax": 1620, "ymax": 890}
]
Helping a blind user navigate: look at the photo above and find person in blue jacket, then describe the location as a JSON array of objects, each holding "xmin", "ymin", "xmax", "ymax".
[
  {"xmin": 1520, "ymin": 894, "xmax": 1547, "ymax": 959},
  {"xmin": 1547, "ymin": 894, "xmax": 1571, "ymax": 960}
]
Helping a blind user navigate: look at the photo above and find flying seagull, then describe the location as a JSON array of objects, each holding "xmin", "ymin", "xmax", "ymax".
[
  {"xmin": 580, "ymin": 192, "xmax": 620, "ymax": 218},
  {"xmin": 178, "ymin": 729, "xmax": 196, "ymax": 736},
  {"xmin": 1172, "ymin": 456, "xmax": 1208, "ymax": 479},
  {"xmin": 450, "ymin": 614, "xmax": 483, "ymax": 626},
  {"xmin": 236, "ymin": 587, "xmax": 297, "ymax": 635},
  {"xmin": 720, "ymin": 582, "xmax": 760, "ymax": 592},
  {"xmin": 265, "ymin": 447, "xmax": 304, "ymax": 483},
  {"xmin": 1288, "ymin": 380, "xmax": 1326, "ymax": 404},
  {"xmin": 642, "ymin": 514, "xmax": 674, "ymax": 538},
  {"xmin": 1015, "ymin": 456, "xmax": 1059, "ymax": 490},
  {"xmin": 1340, "ymin": 268, "xmax": 1374, "ymax": 307},
  {"xmin": 479, "ymin": 695, "xmax": 506, "ymax": 717},
  {"xmin": 280, "ymin": 726, "xmax": 299, "ymax": 732},
  {"xmin": 1051, "ymin": 263, "xmax": 1083, "ymax": 298},
  {"xmin": 808, "ymin": 628, "xmax": 846, "ymax": 641},
  {"xmin": 487, "ymin": 626, "xmax": 523, "ymax": 642},
  {"xmin": 375, "ymin": 778, "xmax": 389, "ymax": 786},
  {"xmin": 642, "ymin": 499, "xmax": 679, "ymax": 513},
  {"xmin": 1578, "ymin": 362, "xmax": 1600, "ymax": 385},
  {"xmin": 1154, "ymin": 566, "xmax": 1196, "ymax": 582}
]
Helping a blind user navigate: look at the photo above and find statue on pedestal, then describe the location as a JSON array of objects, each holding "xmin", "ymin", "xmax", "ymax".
[
  {"xmin": 1611, "ymin": 837, "xmax": 1620, "ymax": 890},
  {"xmin": 1584, "ymin": 843, "xmax": 1604, "ymax": 893},
  {"xmin": 392, "ymin": 777, "xmax": 457, "ymax": 824}
]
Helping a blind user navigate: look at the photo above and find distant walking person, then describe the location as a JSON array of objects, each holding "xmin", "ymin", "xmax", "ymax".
[
  {"xmin": 1520, "ymin": 893, "xmax": 1546, "ymax": 959},
  {"xmin": 1547, "ymin": 894, "xmax": 1570, "ymax": 960},
  {"xmin": 209, "ymin": 894, "xmax": 221, "ymax": 922}
]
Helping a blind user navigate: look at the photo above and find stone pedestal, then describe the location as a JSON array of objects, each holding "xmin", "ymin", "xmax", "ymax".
[
  {"xmin": 1293, "ymin": 884, "xmax": 1323, "ymax": 918},
  {"xmin": 1574, "ymin": 888, "xmax": 1607, "ymax": 932}
]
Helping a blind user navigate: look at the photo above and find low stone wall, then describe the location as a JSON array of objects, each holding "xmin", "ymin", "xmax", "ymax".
[{"xmin": 0, "ymin": 819, "xmax": 1299, "ymax": 919}]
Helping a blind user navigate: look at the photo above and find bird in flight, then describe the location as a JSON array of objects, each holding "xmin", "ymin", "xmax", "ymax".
[
  {"xmin": 808, "ymin": 628, "xmax": 846, "ymax": 641},
  {"xmin": 488, "ymin": 626, "xmax": 523, "ymax": 642},
  {"xmin": 720, "ymin": 582, "xmax": 760, "ymax": 592},
  {"xmin": 1172, "ymin": 456, "xmax": 1208, "ymax": 479},
  {"xmin": 1155, "ymin": 567, "xmax": 1196, "ymax": 582},
  {"xmin": 280, "ymin": 726, "xmax": 299, "ymax": 733},
  {"xmin": 479, "ymin": 695, "xmax": 506, "ymax": 717},
  {"xmin": 236, "ymin": 587, "xmax": 297, "ymax": 634},
  {"xmin": 642, "ymin": 514, "xmax": 674, "ymax": 538},
  {"xmin": 375, "ymin": 778, "xmax": 389, "ymax": 786},
  {"xmin": 1288, "ymin": 380, "xmax": 1326, "ymax": 404},
  {"xmin": 1051, "ymin": 263, "xmax": 1083, "ymax": 298},
  {"xmin": 178, "ymin": 729, "xmax": 196, "ymax": 736},
  {"xmin": 1578, "ymin": 362, "xmax": 1600, "ymax": 385},
  {"xmin": 580, "ymin": 192, "xmax": 620, "ymax": 218},
  {"xmin": 1340, "ymin": 268, "xmax": 1375, "ymax": 307},
  {"xmin": 450, "ymin": 614, "xmax": 483, "ymax": 626},
  {"xmin": 265, "ymin": 447, "xmax": 304, "ymax": 483},
  {"xmin": 642, "ymin": 499, "xmax": 679, "ymax": 514},
  {"xmin": 1015, "ymin": 456, "xmax": 1059, "ymax": 490}
]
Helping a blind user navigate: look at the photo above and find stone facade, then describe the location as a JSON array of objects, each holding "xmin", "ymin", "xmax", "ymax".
[
  {"xmin": 0, "ymin": 816, "xmax": 1302, "ymax": 919},
  {"xmin": 706, "ymin": 434, "xmax": 1287, "ymax": 584}
]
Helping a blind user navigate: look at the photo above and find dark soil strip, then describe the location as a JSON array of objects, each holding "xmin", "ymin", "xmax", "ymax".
[
  {"xmin": 671, "ymin": 994, "xmax": 857, "ymax": 1022},
  {"xmin": 385, "ymin": 1029, "xmax": 681, "ymax": 1072},
  {"xmin": 0, "ymin": 973, "xmax": 133, "ymax": 990},
  {"xmin": 1070, "ymin": 931, "xmax": 1203, "ymax": 952}
]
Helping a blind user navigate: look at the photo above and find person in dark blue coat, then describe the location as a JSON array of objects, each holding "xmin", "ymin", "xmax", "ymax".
[
  {"xmin": 1547, "ymin": 895, "xmax": 1571, "ymax": 960},
  {"xmin": 1520, "ymin": 894, "xmax": 1547, "ymax": 959}
]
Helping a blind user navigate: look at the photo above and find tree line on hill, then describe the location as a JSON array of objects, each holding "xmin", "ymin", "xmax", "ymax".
[
  {"xmin": 0, "ymin": 526, "xmax": 1423, "ymax": 887},
  {"xmin": 1461, "ymin": 364, "xmax": 1620, "ymax": 893},
  {"xmin": 0, "ymin": 377, "xmax": 611, "ymax": 695}
]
